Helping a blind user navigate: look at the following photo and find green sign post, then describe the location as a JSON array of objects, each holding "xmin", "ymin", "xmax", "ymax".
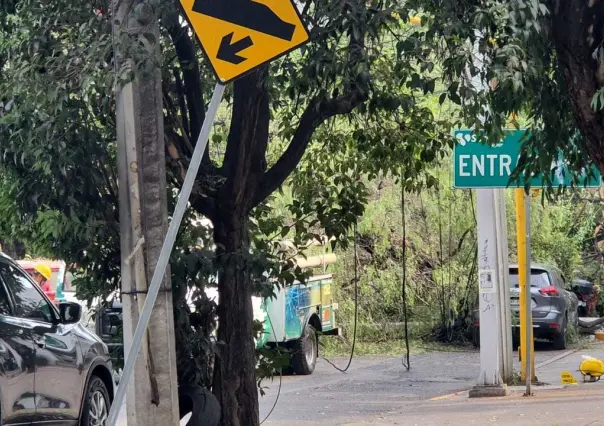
[{"xmin": 453, "ymin": 129, "xmax": 601, "ymax": 189}]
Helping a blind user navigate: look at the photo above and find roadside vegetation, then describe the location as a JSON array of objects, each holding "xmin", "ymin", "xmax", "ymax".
[
  {"xmin": 4, "ymin": 0, "xmax": 604, "ymax": 424},
  {"xmin": 308, "ymin": 165, "xmax": 604, "ymax": 356}
]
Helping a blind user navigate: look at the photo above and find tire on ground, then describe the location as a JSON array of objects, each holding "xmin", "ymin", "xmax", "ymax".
[
  {"xmin": 79, "ymin": 375, "xmax": 110, "ymax": 426},
  {"xmin": 290, "ymin": 324, "xmax": 318, "ymax": 375},
  {"xmin": 553, "ymin": 315, "xmax": 568, "ymax": 350},
  {"xmin": 472, "ymin": 326, "xmax": 480, "ymax": 348},
  {"xmin": 178, "ymin": 385, "xmax": 220, "ymax": 426}
]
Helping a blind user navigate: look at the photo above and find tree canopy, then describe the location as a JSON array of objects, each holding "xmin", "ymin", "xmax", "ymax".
[
  {"xmin": 2, "ymin": 0, "xmax": 604, "ymax": 424},
  {"xmin": 0, "ymin": 1, "xmax": 454, "ymax": 424}
]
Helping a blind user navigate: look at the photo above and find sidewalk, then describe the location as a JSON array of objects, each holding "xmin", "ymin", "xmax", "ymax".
[
  {"xmin": 532, "ymin": 341, "xmax": 604, "ymax": 386},
  {"xmin": 344, "ymin": 386, "xmax": 604, "ymax": 425},
  {"xmin": 362, "ymin": 342, "xmax": 604, "ymax": 425}
]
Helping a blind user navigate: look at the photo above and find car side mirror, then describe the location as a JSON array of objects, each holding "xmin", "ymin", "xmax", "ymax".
[{"xmin": 59, "ymin": 302, "xmax": 82, "ymax": 324}]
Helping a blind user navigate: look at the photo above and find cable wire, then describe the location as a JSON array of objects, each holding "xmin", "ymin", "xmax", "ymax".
[
  {"xmin": 401, "ymin": 186, "xmax": 410, "ymax": 370},
  {"xmin": 321, "ymin": 220, "xmax": 359, "ymax": 373},
  {"xmin": 261, "ymin": 220, "xmax": 360, "ymax": 425},
  {"xmin": 260, "ymin": 308, "xmax": 282, "ymax": 425}
]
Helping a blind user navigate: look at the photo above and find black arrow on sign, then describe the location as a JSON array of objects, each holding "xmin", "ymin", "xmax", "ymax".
[
  {"xmin": 217, "ymin": 33, "xmax": 253, "ymax": 64},
  {"xmin": 192, "ymin": 0, "xmax": 296, "ymax": 41}
]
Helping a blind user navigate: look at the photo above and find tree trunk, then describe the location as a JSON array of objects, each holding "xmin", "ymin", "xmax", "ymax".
[
  {"xmin": 212, "ymin": 212, "xmax": 259, "ymax": 426},
  {"xmin": 552, "ymin": 0, "xmax": 604, "ymax": 171}
]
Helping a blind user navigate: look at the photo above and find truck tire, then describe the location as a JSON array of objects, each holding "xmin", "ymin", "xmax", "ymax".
[{"xmin": 290, "ymin": 324, "xmax": 318, "ymax": 375}]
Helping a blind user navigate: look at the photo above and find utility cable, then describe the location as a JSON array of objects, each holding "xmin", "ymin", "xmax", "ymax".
[
  {"xmin": 401, "ymin": 186, "xmax": 410, "ymax": 371},
  {"xmin": 261, "ymin": 220, "xmax": 360, "ymax": 421},
  {"xmin": 321, "ymin": 220, "xmax": 359, "ymax": 373},
  {"xmin": 260, "ymin": 308, "xmax": 282, "ymax": 425}
]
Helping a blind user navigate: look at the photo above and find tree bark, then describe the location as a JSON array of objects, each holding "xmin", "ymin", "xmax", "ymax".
[
  {"xmin": 204, "ymin": 70, "xmax": 270, "ymax": 426},
  {"xmin": 212, "ymin": 213, "xmax": 258, "ymax": 426},
  {"xmin": 552, "ymin": 0, "xmax": 604, "ymax": 171}
]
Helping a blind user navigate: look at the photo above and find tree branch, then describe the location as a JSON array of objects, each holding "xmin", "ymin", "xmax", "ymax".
[
  {"xmin": 253, "ymin": 89, "xmax": 366, "ymax": 206},
  {"xmin": 219, "ymin": 67, "xmax": 271, "ymax": 214},
  {"xmin": 172, "ymin": 67, "xmax": 190, "ymax": 140},
  {"xmin": 161, "ymin": 11, "xmax": 216, "ymax": 172}
]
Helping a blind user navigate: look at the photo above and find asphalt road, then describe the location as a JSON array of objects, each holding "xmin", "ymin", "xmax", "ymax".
[{"xmin": 259, "ymin": 348, "xmax": 567, "ymax": 425}]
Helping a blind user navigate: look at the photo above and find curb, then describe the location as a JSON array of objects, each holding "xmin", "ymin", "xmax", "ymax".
[
  {"xmin": 427, "ymin": 349, "xmax": 580, "ymax": 402},
  {"xmin": 429, "ymin": 390, "xmax": 468, "ymax": 401},
  {"xmin": 535, "ymin": 349, "xmax": 579, "ymax": 369}
]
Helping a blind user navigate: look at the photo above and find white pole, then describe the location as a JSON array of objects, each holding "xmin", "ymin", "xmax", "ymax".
[
  {"xmin": 107, "ymin": 83, "xmax": 226, "ymax": 426},
  {"xmin": 469, "ymin": 30, "xmax": 509, "ymax": 396},
  {"xmin": 475, "ymin": 189, "xmax": 504, "ymax": 387}
]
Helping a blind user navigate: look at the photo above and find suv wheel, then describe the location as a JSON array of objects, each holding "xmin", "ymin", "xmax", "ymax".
[
  {"xmin": 80, "ymin": 376, "xmax": 110, "ymax": 426},
  {"xmin": 553, "ymin": 316, "xmax": 568, "ymax": 350}
]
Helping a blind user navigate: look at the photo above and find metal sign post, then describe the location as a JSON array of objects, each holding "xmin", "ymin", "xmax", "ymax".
[{"xmin": 107, "ymin": 83, "xmax": 225, "ymax": 426}]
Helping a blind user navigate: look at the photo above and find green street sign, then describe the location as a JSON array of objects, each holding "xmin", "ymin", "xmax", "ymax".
[{"xmin": 453, "ymin": 129, "xmax": 602, "ymax": 189}]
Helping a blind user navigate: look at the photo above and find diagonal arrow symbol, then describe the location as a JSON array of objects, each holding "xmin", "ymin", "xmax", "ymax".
[
  {"xmin": 192, "ymin": 0, "xmax": 296, "ymax": 41},
  {"xmin": 217, "ymin": 33, "xmax": 253, "ymax": 64}
]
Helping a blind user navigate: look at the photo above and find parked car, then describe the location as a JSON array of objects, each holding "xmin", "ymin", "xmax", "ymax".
[
  {"xmin": 571, "ymin": 279, "xmax": 599, "ymax": 317},
  {"xmin": 474, "ymin": 264, "xmax": 579, "ymax": 350},
  {"xmin": 0, "ymin": 253, "xmax": 114, "ymax": 426}
]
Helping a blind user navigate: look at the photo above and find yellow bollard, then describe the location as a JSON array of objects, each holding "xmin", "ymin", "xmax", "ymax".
[
  {"xmin": 515, "ymin": 189, "xmax": 528, "ymax": 381},
  {"xmin": 515, "ymin": 188, "xmax": 537, "ymax": 383}
]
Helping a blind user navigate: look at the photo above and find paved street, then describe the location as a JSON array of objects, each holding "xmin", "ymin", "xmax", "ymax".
[
  {"xmin": 258, "ymin": 347, "xmax": 570, "ymax": 425},
  {"xmin": 113, "ymin": 345, "xmax": 594, "ymax": 425}
]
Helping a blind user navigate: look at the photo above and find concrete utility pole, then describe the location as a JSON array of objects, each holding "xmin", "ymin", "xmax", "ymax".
[
  {"xmin": 113, "ymin": 0, "xmax": 180, "ymax": 425},
  {"xmin": 468, "ymin": 30, "xmax": 511, "ymax": 397}
]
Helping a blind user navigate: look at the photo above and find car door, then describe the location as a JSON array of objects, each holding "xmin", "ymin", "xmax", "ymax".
[
  {"xmin": 0, "ymin": 262, "xmax": 83, "ymax": 425},
  {"xmin": 0, "ymin": 273, "xmax": 36, "ymax": 425}
]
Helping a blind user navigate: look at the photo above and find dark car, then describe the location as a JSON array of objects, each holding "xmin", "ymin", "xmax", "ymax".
[
  {"xmin": 571, "ymin": 279, "xmax": 599, "ymax": 317},
  {"xmin": 474, "ymin": 264, "xmax": 579, "ymax": 349},
  {"xmin": 95, "ymin": 299, "xmax": 123, "ymax": 375},
  {"xmin": 0, "ymin": 253, "xmax": 114, "ymax": 426}
]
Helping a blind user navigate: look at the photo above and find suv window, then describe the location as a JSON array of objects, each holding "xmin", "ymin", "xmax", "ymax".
[
  {"xmin": 0, "ymin": 283, "xmax": 10, "ymax": 316},
  {"xmin": 550, "ymin": 269, "xmax": 563, "ymax": 287},
  {"xmin": 0, "ymin": 263, "xmax": 55, "ymax": 323},
  {"xmin": 509, "ymin": 268, "xmax": 551, "ymax": 288}
]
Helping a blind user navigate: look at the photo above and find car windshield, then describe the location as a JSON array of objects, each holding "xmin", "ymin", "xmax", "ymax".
[{"xmin": 509, "ymin": 268, "xmax": 551, "ymax": 288}]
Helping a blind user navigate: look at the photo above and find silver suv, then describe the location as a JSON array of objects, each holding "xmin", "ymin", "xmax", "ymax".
[{"xmin": 473, "ymin": 264, "xmax": 579, "ymax": 349}]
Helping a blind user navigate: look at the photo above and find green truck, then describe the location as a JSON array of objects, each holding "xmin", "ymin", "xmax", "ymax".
[
  {"xmin": 96, "ymin": 259, "xmax": 340, "ymax": 377},
  {"xmin": 255, "ymin": 273, "xmax": 339, "ymax": 375}
]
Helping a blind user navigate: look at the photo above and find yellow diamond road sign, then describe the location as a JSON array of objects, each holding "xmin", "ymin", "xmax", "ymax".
[{"xmin": 181, "ymin": 0, "xmax": 310, "ymax": 83}]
